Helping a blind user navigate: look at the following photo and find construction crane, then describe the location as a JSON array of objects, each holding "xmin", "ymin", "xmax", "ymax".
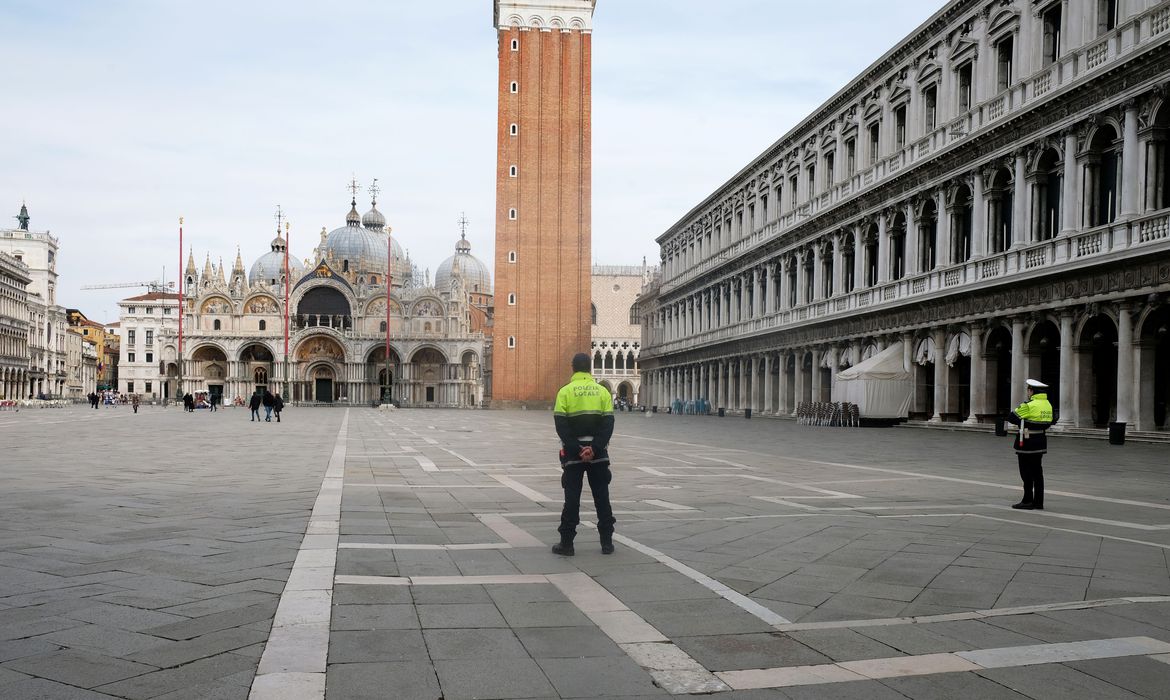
[
  {"xmin": 80, "ymin": 280, "xmax": 173, "ymax": 293},
  {"xmin": 81, "ymin": 268, "xmax": 173, "ymax": 294}
]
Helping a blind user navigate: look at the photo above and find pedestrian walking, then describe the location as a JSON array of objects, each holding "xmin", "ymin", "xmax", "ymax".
[
  {"xmin": 209, "ymin": 392, "xmax": 218, "ymax": 412},
  {"xmin": 131, "ymin": 394, "xmax": 139, "ymax": 414},
  {"xmin": 183, "ymin": 392, "xmax": 194, "ymax": 413},
  {"xmin": 262, "ymin": 389, "xmax": 275, "ymax": 422},
  {"xmin": 249, "ymin": 391, "xmax": 262, "ymax": 422},
  {"xmin": 551, "ymin": 352, "xmax": 617, "ymax": 556},
  {"xmin": 273, "ymin": 393, "xmax": 284, "ymax": 422},
  {"xmin": 1006, "ymin": 378, "xmax": 1054, "ymax": 510}
]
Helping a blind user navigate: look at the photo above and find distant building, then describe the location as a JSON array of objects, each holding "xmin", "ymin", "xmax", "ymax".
[
  {"xmin": 67, "ymin": 309, "xmax": 114, "ymax": 395},
  {"xmin": 591, "ymin": 264, "xmax": 654, "ymax": 405},
  {"xmin": 0, "ymin": 203, "xmax": 68, "ymax": 397},
  {"xmin": 116, "ymin": 292, "xmax": 179, "ymax": 399},
  {"xmin": 0, "ymin": 251, "xmax": 31, "ymax": 399}
]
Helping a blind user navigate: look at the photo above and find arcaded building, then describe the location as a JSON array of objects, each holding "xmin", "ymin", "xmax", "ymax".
[
  {"xmin": 491, "ymin": 0, "xmax": 595, "ymax": 407},
  {"xmin": 591, "ymin": 264, "xmax": 654, "ymax": 405},
  {"xmin": 638, "ymin": 1, "xmax": 1170, "ymax": 432}
]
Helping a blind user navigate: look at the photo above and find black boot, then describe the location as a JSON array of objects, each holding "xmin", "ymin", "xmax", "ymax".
[
  {"xmin": 551, "ymin": 539, "xmax": 575, "ymax": 556},
  {"xmin": 1011, "ymin": 502, "xmax": 1034, "ymax": 510},
  {"xmin": 601, "ymin": 539, "xmax": 615, "ymax": 555}
]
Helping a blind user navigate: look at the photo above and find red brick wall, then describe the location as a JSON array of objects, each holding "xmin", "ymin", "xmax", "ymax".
[{"xmin": 491, "ymin": 27, "xmax": 592, "ymax": 406}]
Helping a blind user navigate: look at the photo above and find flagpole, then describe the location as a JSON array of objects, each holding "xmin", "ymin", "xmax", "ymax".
[
  {"xmin": 385, "ymin": 227, "xmax": 392, "ymax": 405},
  {"xmin": 284, "ymin": 220, "xmax": 290, "ymax": 403},
  {"xmin": 177, "ymin": 217, "xmax": 184, "ymax": 404}
]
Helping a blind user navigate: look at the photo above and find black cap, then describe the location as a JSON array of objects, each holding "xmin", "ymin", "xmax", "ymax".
[{"xmin": 572, "ymin": 353, "xmax": 591, "ymax": 373}]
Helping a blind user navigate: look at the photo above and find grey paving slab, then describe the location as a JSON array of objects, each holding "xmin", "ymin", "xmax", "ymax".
[
  {"xmin": 514, "ymin": 625, "xmax": 627, "ymax": 658},
  {"xmin": 325, "ymin": 661, "xmax": 441, "ymax": 700},
  {"xmin": 537, "ymin": 655, "xmax": 666, "ymax": 697},
  {"xmin": 422, "ymin": 627, "xmax": 530, "ymax": 660},
  {"xmin": 785, "ymin": 628, "xmax": 906, "ymax": 663},
  {"xmin": 977, "ymin": 664, "xmax": 1147, "ymax": 700},
  {"xmin": 1066, "ymin": 655, "xmax": 1170, "ymax": 699},
  {"xmin": 416, "ymin": 602, "xmax": 508, "ymax": 628},
  {"xmin": 0, "ymin": 677, "xmax": 122, "ymax": 699},
  {"xmin": 329, "ymin": 604, "xmax": 419, "ymax": 630},
  {"xmin": 672, "ymin": 632, "xmax": 833, "ymax": 671},
  {"xmin": 326, "ymin": 629, "xmax": 429, "ymax": 663},
  {"xmin": 880, "ymin": 670, "xmax": 1032, "ymax": 699},
  {"xmin": 433, "ymin": 657, "xmax": 558, "ymax": 700}
]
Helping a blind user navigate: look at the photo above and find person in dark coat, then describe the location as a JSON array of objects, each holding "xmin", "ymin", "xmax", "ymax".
[
  {"xmin": 249, "ymin": 391, "xmax": 262, "ymax": 422},
  {"xmin": 131, "ymin": 394, "xmax": 139, "ymax": 414},
  {"xmin": 209, "ymin": 392, "xmax": 218, "ymax": 412},
  {"xmin": 262, "ymin": 389, "xmax": 275, "ymax": 422},
  {"xmin": 183, "ymin": 392, "xmax": 194, "ymax": 412},
  {"xmin": 273, "ymin": 393, "xmax": 284, "ymax": 422}
]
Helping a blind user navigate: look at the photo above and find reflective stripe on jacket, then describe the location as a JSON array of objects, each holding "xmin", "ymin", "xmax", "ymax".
[{"xmin": 553, "ymin": 371, "xmax": 615, "ymax": 466}]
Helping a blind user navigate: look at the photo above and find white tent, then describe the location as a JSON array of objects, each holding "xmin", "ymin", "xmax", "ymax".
[{"xmin": 833, "ymin": 341, "xmax": 912, "ymax": 419}]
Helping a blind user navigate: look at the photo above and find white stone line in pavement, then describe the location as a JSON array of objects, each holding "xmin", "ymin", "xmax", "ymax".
[
  {"xmin": 340, "ymin": 542, "xmax": 514, "ymax": 551},
  {"xmin": 489, "ymin": 473, "xmax": 554, "ymax": 502},
  {"xmin": 775, "ymin": 595, "xmax": 1170, "ymax": 632},
  {"xmin": 717, "ymin": 636, "xmax": 1170, "ymax": 690},
  {"xmin": 335, "ymin": 574, "xmax": 548, "ymax": 586},
  {"xmin": 413, "ymin": 455, "xmax": 439, "ymax": 472},
  {"xmin": 440, "ymin": 447, "xmax": 480, "ymax": 466},
  {"xmin": 619, "ymin": 433, "xmax": 1170, "ymax": 511},
  {"xmin": 981, "ymin": 504, "xmax": 1170, "ymax": 530},
  {"xmin": 477, "ymin": 513, "xmax": 545, "ymax": 547},
  {"xmin": 802, "ymin": 477, "xmax": 922, "ymax": 485},
  {"xmin": 249, "ymin": 409, "xmax": 348, "ymax": 700},
  {"xmin": 546, "ymin": 573, "xmax": 729, "ymax": 695},
  {"xmin": 641, "ymin": 499, "xmax": 696, "ymax": 511},
  {"xmin": 610, "ymin": 531, "xmax": 791, "ymax": 625},
  {"xmin": 1151, "ymin": 653, "xmax": 1170, "ymax": 666},
  {"xmin": 348, "ymin": 484, "xmax": 505, "ymax": 489}
]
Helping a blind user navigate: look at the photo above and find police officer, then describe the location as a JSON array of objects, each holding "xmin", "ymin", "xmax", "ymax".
[
  {"xmin": 552, "ymin": 352, "xmax": 617, "ymax": 556},
  {"xmin": 1005, "ymin": 378, "xmax": 1054, "ymax": 510}
]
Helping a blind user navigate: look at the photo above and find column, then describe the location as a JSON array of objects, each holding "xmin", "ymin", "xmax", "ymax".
[
  {"xmin": 966, "ymin": 323, "xmax": 985, "ymax": 424},
  {"xmin": 793, "ymin": 352, "xmax": 805, "ymax": 411},
  {"xmin": 1010, "ymin": 317, "xmax": 1026, "ymax": 407},
  {"xmin": 1117, "ymin": 104, "xmax": 1139, "ymax": 221},
  {"xmin": 1056, "ymin": 311, "xmax": 1075, "ymax": 427},
  {"xmin": 971, "ymin": 171, "xmax": 986, "ymax": 257},
  {"xmin": 1116, "ymin": 304, "xmax": 1134, "ymax": 424},
  {"xmin": 766, "ymin": 264, "xmax": 777, "ymax": 314},
  {"xmin": 738, "ymin": 357, "xmax": 748, "ymax": 410},
  {"xmin": 1012, "ymin": 150, "xmax": 1027, "ymax": 247},
  {"xmin": 827, "ymin": 347, "xmax": 839, "ymax": 401},
  {"xmin": 748, "ymin": 356, "xmax": 760, "ymax": 411},
  {"xmin": 810, "ymin": 348, "xmax": 823, "ymax": 402},
  {"xmin": 1061, "ymin": 129, "xmax": 1079, "ymax": 234},
  {"xmin": 779, "ymin": 258, "xmax": 791, "ymax": 308},
  {"xmin": 763, "ymin": 353, "xmax": 774, "ymax": 413},
  {"xmin": 852, "ymin": 225, "xmax": 865, "ymax": 288},
  {"xmin": 752, "ymin": 268, "xmax": 761, "ymax": 318},
  {"xmin": 877, "ymin": 213, "xmax": 890, "ymax": 283},
  {"xmin": 831, "ymin": 234, "xmax": 845, "ymax": 296},
  {"xmin": 707, "ymin": 362, "xmax": 716, "ymax": 409},
  {"xmin": 935, "ymin": 189, "xmax": 951, "ymax": 268},
  {"xmin": 931, "ymin": 327, "xmax": 947, "ymax": 422},
  {"xmin": 778, "ymin": 352, "xmax": 791, "ymax": 415},
  {"xmin": 740, "ymin": 274, "xmax": 750, "ymax": 320},
  {"xmin": 905, "ymin": 201, "xmax": 919, "ymax": 276}
]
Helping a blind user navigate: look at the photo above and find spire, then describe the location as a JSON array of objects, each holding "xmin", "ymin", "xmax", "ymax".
[
  {"xmin": 185, "ymin": 248, "xmax": 197, "ymax": 277},
  {"xmin": 16, "ymin": 201, "xmax": 29, "ymax": 231},
  {"xmin": 202, "ymin": 253, "xmax": 213, "ymax": 280},
  {"xmin": 218, "ymin": 257, "xmax": 227, "ymax": 283},
  {"xmin": 233, "ymin": 246, "xmax": 245, "ymax": 274},
  {"xmin": 346, "ymin": 177, "xmax": 361, "ymax": 226}
]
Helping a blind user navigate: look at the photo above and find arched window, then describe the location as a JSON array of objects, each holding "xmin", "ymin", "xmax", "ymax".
[
  {"xmin": 342, "ymin": 260, "xmax": 350, "ymax": 272},
  {"xmin": 254, "ymin": 368, "xmax": 268, "ymax": 384},
  {"xmin": 594, "ymin": 351, "xmax": 603, "ymax": 370},
  {"xmin": 380, "ymin": 321, "xmax": 387, "ymax": 332},
  {"xmin": 259, "ymin": 320, "xmax": 266, "ymax": 331},
  {"xmin": 888, "ymin": 212, "xmax": 907, "ymax": 280},
  {"xmin": 213, "ymin": 319, "xmax": 221, "ymax": 330},
  {"xmin": 919, "ymin": 199, "xmax": 938, "ymax": 271},
  {"xmin": 591, "ymin": 303, "xmax": 597, "ymax": 325},
  {"xmin": 1085, "ymin": 125, "xmax": 1120, "ymax": 227},
  {"xmin": 370, "ymin": 275, "xmax": 378, "ymax": 285},
  {"xmin": 951, "ymin": 184, "xmax": 974, "ymax": 263},
  {"xmin": 987, "ymin": 166, "xmax": 1014, "ymax": 252}
]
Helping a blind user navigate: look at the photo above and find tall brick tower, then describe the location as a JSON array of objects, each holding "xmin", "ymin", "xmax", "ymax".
[{"xmin": 491, "ymin": 0, "xmax": 595, "ymax": 407}]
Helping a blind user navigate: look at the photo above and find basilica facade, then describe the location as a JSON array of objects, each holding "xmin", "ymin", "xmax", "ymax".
[
  {"xmin": 638, "ymin": 0, "xmax": 1170, "ymax": 432},
  {"xmin": 166, "ymin": 193, "xmax": 492, "ymax": 407}
]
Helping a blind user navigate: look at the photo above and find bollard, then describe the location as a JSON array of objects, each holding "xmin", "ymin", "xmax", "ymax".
[
  {"xmin": 717, "ymin": 407, "xmax": 725, "ymax": 417},
  {"xmin": 1108, "ymin": 421, "xmax": 1126, "ymax": 445},
  {"xmin": 744, "ymin": 408, "xmax": 752, "ymax": 419}
]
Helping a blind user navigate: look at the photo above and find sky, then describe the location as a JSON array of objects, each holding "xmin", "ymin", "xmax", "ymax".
[{"xmin": 0, "ymin": 0, "xmax": 944, "ymax": 322}]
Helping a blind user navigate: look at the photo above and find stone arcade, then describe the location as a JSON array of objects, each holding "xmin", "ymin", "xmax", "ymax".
[{"xmin": 639, "ymin": 0, "xmax": 1170, "ymax": 432}]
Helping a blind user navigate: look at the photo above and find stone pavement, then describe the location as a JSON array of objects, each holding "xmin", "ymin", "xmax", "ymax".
[{"xmin": 1, "ymin": 404, "xmax": 1170, "ymax": 699}]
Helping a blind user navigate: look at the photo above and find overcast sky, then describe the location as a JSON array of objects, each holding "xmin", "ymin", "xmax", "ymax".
[{"xmin": 1, "ymin": 0, "xmax": 942, "ymax": 322}]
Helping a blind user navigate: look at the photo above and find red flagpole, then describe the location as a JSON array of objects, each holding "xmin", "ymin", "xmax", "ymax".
[
  {"xmin": 385, "ymin": 228, "xmax": 392, "ymax": 403},
  {"xmin": 178, "ymin": 217, "xmax": 184, "ymax": 399},
  {"xmin": 284, "ymin": 220, "xmax": 290, "ymax": 400}
]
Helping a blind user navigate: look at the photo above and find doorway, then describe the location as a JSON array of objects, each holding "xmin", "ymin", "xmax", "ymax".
[
  {"xmin": 425, "ymin": 386, "xmax": 435, "ymax": 403},
  {"xmin": 315, "ymin": 378, "xmax": 334, "ymax": 403}
]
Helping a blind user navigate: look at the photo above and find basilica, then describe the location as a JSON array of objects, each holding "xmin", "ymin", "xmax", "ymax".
[{"xmin": 168, "ymin": 190, "xmax": 492, "ymax": 407}]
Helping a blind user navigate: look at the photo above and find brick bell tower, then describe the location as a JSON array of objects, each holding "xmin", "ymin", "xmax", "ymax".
[{"xmin": 491, "ymin": 0, "xmax": 595, "ymax": 407}]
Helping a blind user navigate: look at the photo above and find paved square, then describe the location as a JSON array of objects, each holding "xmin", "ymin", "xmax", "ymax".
[{"xmin": 2, "ymin": 404, "xmax": 1170, "ymax": 698}]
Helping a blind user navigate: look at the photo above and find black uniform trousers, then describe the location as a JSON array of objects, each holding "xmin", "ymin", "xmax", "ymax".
[
  {"xmin": 1017, "ymin": 453, "xmax": 1044, "ymax": 507},
  {"xmin": 558, "ymin": 463, "xmax": 616, "ymax": 542}
]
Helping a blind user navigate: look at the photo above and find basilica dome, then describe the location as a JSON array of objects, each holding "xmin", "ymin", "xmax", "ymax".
[
  {"xmin": 435, "ymin": 233, "xmax": 492, "ymax": 296},
  {"xmin": 322, "ymin": 200, "xmax": 408, "ymax": 280},
  {"xmin": 362, "ymin": 203, "xmax": 386, "ymax": 231},
  {"xmin": 249, "ymin": 235, "xmax": 306, "ymax": 286}
]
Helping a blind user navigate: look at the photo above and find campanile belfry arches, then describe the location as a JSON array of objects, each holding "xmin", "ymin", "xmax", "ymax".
[{"xmin": 491, "ymin": 0, "xmax": 596, "ymax": 406}]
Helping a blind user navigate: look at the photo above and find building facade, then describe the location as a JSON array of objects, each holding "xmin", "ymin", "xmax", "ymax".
[
  {"xmin": 0, "ymin": 204, "xmax": 68, "ymax": 398},
  {"xmin": 491, "ymin": 0, "xmax": 595, "ymax": 406},
  {"xmin": 0, "ymin": 252, "xmax": 31, "ymax": 399},
  {"xmin": 168, "ymin": 194, "xmax": 490, "ymax": 407},
  {"xmin": 639, "ymin": 0, "xmax": 1170, "ymax": 432},
  {"xmin": 117, "ymin": 292, "xmax": 179, "ymax": 399},
  {"xmin": 591, "ymin": 264, "xmax": 653, "ymax": 404}
]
